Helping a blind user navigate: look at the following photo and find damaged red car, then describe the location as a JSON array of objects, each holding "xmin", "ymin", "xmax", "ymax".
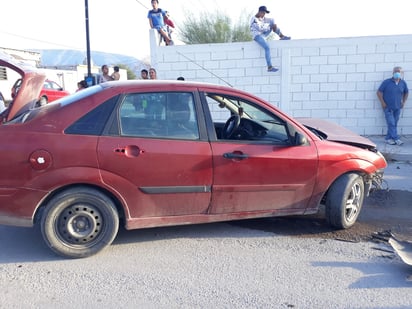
[{"xmin": 0, "ymin": 53, "xmax": 387, "ymax": 258}]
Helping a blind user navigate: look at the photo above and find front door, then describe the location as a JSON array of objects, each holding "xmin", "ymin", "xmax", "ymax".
[
  {"xmin": 209, "ymin": 141, "xmax": 318, "ymax": 213},
  {"xmin": 202, "ymin": 91, "xmax": 318, "ymax": 214}
]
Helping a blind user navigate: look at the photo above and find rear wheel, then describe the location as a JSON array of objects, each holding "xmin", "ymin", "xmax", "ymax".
[
  {"xmin": 40, "ymin": 187, "xmax": 119, "ymax": 258},
  {"xmin": 325, "ymin": 173, "xmax": 364, "ymax": 229}
]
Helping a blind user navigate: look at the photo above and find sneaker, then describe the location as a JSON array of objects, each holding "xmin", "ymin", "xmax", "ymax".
[
  {"xmin": 395, "ymin": 139, "xmax": 404, "ymax": 146},
  {"xmin": 280, "ymin": 36, "xmax": 291, "ymax": 40},
  {"xmin": 386, "ymin": 139, "xmax": 396, "ymax": 145},
  {"xmin": 267, "ymin": 66, "xmax": 279, "ymax": 72}
]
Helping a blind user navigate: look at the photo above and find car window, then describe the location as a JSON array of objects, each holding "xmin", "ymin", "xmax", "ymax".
[
  {"xmin": 119, "ymin": 92, "xmax": 199, "ymax": 140},
  {"xmin": 50, "ymin": 81, "xmax": 63, "ymax": 90},
  {"xmin": 65, "ymin": 95, "xmax": 118, "ymax": 135},
  {"xmin": 205, "ymin": 93, "xmax": 292, "ymax": 144}
]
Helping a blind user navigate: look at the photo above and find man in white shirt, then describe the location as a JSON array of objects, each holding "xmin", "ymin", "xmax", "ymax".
[{"xmin": 250, "ymin": 5, "xmax": 290, "ymax": 72}]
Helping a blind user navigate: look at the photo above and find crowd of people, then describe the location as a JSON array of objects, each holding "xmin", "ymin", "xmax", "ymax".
[
  {"xmin": 140, "ymin": 67, "xmax": 184, "ymax": 81},
  {"xmin": 147, "ymin": 2, "xmax": 291, "ymax": 73},
  {"xmin": 76, "ymin": 64, "xmax": 123, "ymax": 91},
  {"xmin": 75, "ymin": 65, "xmax": 181, "ymax": 92},
  {"xmin": 77, "ymin": 3, "xmax": 409, "ymax": 146}
]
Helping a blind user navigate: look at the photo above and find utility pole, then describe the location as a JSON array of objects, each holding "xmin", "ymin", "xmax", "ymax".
[{"xmin": 84, "ymin": 0, "xmax": 93, "ymax": 85}]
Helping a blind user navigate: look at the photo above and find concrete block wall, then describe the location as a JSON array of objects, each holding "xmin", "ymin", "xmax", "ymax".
[{"xmin": 150, "ymin": 31, "xmax": 412, "ymax": 136}]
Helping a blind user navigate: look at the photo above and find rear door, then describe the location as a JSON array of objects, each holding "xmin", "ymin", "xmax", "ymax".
[{"xmin": 97, "ymin": 91, "xmax": 213, "ymax": 219}]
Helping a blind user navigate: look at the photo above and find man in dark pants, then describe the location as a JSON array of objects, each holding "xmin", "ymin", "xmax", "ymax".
[{"xmin": 377, "ymin": 66, "xmax": 409, "ymax": 145}]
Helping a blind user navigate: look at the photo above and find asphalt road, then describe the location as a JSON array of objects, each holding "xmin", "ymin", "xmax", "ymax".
[{"xmin": 0, "ymin": 162, "xmax": 411, "ymax": 308}]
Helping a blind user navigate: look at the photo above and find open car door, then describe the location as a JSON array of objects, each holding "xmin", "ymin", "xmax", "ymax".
[{"xmin": 0, "ymin": 52, "xmax": 45, "ymax": 122}]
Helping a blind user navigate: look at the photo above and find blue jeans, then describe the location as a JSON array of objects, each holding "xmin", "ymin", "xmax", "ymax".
[
  {"xmin": 384, "ymin": 107, "xmax": 401, "ymax": 140},
  {"xmin": 254, "ymin": 30, "xmax": 273, "ymax": 68}
]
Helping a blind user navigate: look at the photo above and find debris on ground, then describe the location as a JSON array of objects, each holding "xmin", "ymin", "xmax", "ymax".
[{"xmin": 388, "ymin": 236, "xmax": 412, "ymax": 266}]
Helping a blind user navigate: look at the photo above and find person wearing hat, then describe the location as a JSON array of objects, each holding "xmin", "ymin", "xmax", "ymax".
[{"xmin": 250, "ymin": 5, "xmax": 290, "ymax": 72}]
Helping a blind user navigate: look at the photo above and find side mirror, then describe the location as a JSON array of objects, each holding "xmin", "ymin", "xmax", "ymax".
[{"xmin": 294, "ymin": 132, "xmax": 308, "ymax": 146}]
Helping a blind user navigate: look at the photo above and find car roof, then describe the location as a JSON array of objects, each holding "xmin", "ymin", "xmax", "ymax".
[{"xmin": 97, "ymin": 79, "xmax": 257, "ymax": 99}]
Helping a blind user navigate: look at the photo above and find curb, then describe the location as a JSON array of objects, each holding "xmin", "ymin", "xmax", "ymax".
[{"xmin": 368, "ymin": 135, "xmax": 412, "ymax": 163}]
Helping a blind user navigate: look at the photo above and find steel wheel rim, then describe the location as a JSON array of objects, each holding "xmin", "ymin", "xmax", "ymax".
[{"xmin": 56, "ymin": 204, "xmax": 103, "ymax": 245}]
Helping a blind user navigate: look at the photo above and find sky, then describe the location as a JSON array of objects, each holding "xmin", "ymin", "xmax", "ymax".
[{"xmin": 0, "ymin": 0, "xmax": 411, "ymax": 61}]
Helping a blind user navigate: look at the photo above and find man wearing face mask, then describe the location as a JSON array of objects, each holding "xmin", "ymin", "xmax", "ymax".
[{"xmin": 377, "ymin": 66, "xmax": 409, "ymax": 145}]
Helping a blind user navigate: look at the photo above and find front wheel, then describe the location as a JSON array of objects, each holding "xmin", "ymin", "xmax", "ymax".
[
  {"xmin": 40, "ymin": 187, "xmax": 119, "ymax": 258},
  {"xmin": 325, "ymin": 173, "xmax": 365, "ymax": 229}
]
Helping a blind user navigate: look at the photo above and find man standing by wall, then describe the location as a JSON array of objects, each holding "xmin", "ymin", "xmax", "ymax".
[{"xmin": 377, "ymin": 66, "xmax": 409, "ymax": 145}]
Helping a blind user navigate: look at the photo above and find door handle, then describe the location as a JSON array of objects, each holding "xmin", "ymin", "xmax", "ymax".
[
  {"xmin": 115, "ymin": 145, "xmax": 144, "ymax": 158},
  {"xmin": 223, "ymin": 152, "xmax": 248, "ymax": 160}
]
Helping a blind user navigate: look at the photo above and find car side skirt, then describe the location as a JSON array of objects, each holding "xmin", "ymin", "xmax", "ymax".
[
  {"xmin": 124, "ymin": 208, "xmax": 307, "ymax": 230},
  {"xmin": 140, "ymin": 186, "xmax": 211, "ymax": 194},
  {"xmin": 0, "ymin": 214, "xmax": 33, "ymax": 227}
]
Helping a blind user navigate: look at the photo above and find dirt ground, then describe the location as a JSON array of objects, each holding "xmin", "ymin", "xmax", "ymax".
[{"xmin": 231, "ymin": 189, "xmax": 412, "ymax": 243}]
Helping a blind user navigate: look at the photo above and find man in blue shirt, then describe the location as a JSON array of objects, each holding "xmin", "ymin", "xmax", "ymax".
[
  {"xmin": 377, "ymin": 66, "xmax": 409, "ymax": 145},
  {"xmin": 148, "ymin": 0, "xmax": 173, "ymax": 46}
]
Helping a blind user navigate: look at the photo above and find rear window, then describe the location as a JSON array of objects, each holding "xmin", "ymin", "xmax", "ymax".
[{"xmin": 65, "ymin": 95, "xmax": 118, "ymax": 135}]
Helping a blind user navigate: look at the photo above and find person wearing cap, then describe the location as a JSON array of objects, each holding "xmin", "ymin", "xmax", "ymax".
[{"xmin": 250, "ymin": 5, "xmax": 290, "ymax": 72}]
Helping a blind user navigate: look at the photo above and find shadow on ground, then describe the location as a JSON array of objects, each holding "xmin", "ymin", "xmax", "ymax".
[{"xmin": 229, "ymin": 189, "xmax": 412, "ymax": 242}]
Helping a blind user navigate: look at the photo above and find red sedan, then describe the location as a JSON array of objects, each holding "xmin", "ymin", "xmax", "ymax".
[
  {"xmin": 0, "ymin": 54, "xmax": 386, "ymax": 258},
  {"xmin": 11, "ymin": 78, "xmax": 70, "ymax": 105}
]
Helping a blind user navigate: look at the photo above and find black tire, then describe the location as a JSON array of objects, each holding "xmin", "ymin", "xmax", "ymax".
[
  {"xmin": 40, "ymin": 187, "xmax": 119, "ymax": 258},
  {"xmin": 325, "ymin": 173, "xmax": 364, "ymax": 229}
]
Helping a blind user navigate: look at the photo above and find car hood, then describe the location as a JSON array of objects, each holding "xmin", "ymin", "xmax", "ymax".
[
  {"xmin": 0, "ymin": 52, "xmax": 46, "ymax": 122},
  {"xmin": 297, "ymin": 117, "xmax": 376, "ymax": 149}
]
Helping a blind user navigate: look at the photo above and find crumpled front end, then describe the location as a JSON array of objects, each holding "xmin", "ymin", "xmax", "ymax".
[
  {"xmin": 363, "ymin": 150, "xmax": 387, "ymax": 195},
  {"xmin": 364, "ymin": 167, "xmax": 386, "ymax": 195}
]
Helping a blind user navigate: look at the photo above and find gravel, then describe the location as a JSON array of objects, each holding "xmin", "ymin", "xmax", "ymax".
[{"xmin": 0, "ymin": 162, "xmax": 411, "ymax": 308}]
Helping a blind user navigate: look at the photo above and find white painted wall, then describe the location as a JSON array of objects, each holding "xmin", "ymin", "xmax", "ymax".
[{"xmin": 150, "ymin": 31, "xmax": 412, "ymax": 136}]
